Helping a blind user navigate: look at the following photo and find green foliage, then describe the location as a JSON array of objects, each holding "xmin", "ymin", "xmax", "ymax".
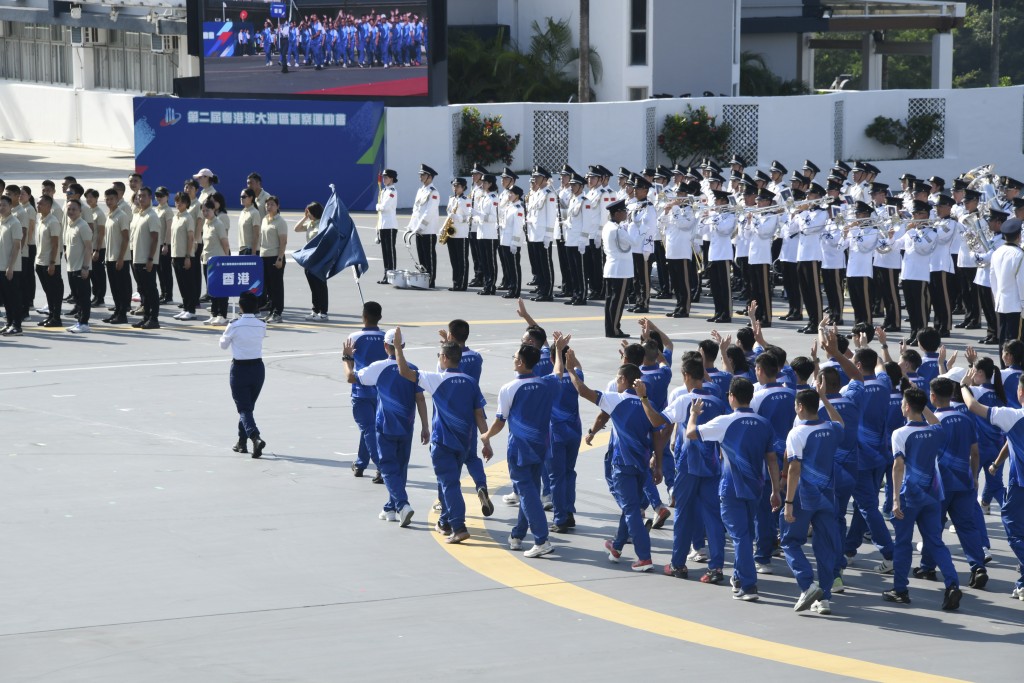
[
  {"xmin": 864, "ymin": 113, "xmax": 942, "ymax": 159},
  {"xmin": 448, "ymin": 17, "xmax": 602, "ymax": 104},
  {"xmin": 739, "ymin": 52, "xmax": 811, "ymax": 96},
  {"xmin": 454, "ymin": 107, "xmax": 521, "ymax": 172},
  {"xmin": 657, "ymin": 107, "xmax": 732, "ymax": 166}
]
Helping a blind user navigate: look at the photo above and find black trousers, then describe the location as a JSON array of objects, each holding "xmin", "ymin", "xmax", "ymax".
[
  {"xmin": 979, "ymin": 285, "xmax": 997, "ymax": 337},
  {"xmin": 0, "ymin": 271, "xmax": 23, "ymax": 329},
  {"xmin": 231, "ymin": 359, "xmax": 265, "ymax": 440},
  {"xmin": 70, "ymin": 270, "xmax": 91, "ymax": 324},
  {"xmin": 414, "ymin": 233, "xmax": 436, "ymax": 287},
  {"xmin": 193, "ymin": 242, "xmax": 205, "ymax": 299},
  {"xmin": 35, "ymin": 264, "xmax": 63, "ymax": 320},
  {"xmin": 949, "ymin": 255, "xmax": 963, "ymax": 311},
  {"xmin": 667, "ymin": 258, "xmax": 692, "ymax": 315},
  {"xmin": 380, "ymin": 229, "xmax": 397, "ymax": 273},
  {"xmin": 781, "ymin": 261, "xmax": 801, "ymax": 316},
  {"xmin": 998, "ymin": 311, "xmax": 1022, "ymax": 345},
  {"xmin": 877, "ymin": 267, "xmax": 902, "ymax": 329},
  {"xmin": 929, "ymin": 270, "xmax": 952, "ymax": 332},
  {"xmin": 89, "ymin": 248, "xmax": 106, "ymax": 302},
  {"xmin": 604, "ymin": 277, "xmax": 628, "ymax": 336},
  {"xmin": 262, "ymin": 257, "xmax": 285, "ymax": 315},
  {"xmin": 798, "ymin": 260, "xmax": 823, "ymax": 326},
  {"xmin": 468, "ymin": 231, "xmax": 483, "ymax": 281},
  {"xmin": 446, "ymin": 237, "xmax": 469, "ymax": 290},
  {"xmin": 133, "ymin": 263, "xmax": 159, "ymax": 321},
  {"xmin": 556, "ymin": 239, "xmax": 571, "ymax": 295},
  {"xmin": 527, "ymin": 241, "xmax": 554, "ymax": 297},
  {"xmin": 21, "ymin": 246, "xmax": 36, "ymax": 315},
  {"xmin": 631, "ymin": 253, "xmax": 651, "ymax": 309},
  {"xmin": 305, "ymin": 269, "xmax": 329, "ymax": 313},
  {"xmin": 822, "ymin": 267, "xmax": 845, "ymax": 324},
  {"xmin": 172, "ymin": 257, "xmax": 196, "ymax": 314},
  {"xmin": 106, "ymin": 260, "xmax": 132, "ymax": 316},
  {"xmin": 477, "ymin": 238, "xmax": 498, "ymax": 293},
  {"xmin": 498, "ymin": 245, "xmax": 521, "ymax": 296},
  {"xmin": 158, "ymin": 246, "xmax": 173, "ymax": 299},
  {"xmin": 585, "ymin": 241, "xmax": 604, "ymax": 297},
  {"xmin": 959, "ymin": 266, "xmax": 980, "ymax": 326},
  {"xmin": 749, "ymin": 262, "xmax": 772, "ymax": 323},
  {"xmin": 734, "ymin": 255, "xmax": 749, "ymax": 299},
  {"xmin": 848, "ymin": 275, "xmax": 874, "ymax": 328},
  {"xmin": 708, "ymin": 260, "xmax": 731, "ymax": 318},
  {"xmin": 202, "ymin": 264, "xmax": 229, "ymax": 317},
  {"xmin": 903, "ymin": 278, "xmax": 928, "ymax": 337},
  {"xmin": 653, "ymin": 240, "xmax": 669, "ymax": 295},
  {"xmin": 564, "ymin": 244, "xmax": 585, "ymax": 302}
]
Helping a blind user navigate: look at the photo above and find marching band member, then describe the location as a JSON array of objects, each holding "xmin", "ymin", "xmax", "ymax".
[
  {"xmin": 778, "ymin": 189, "xmax": 803, "ymax": 322},
  {"xmin": 601, "ymin": 199, "xmax": 638, "ymax": 338},
  {"xmin": 627, "ymin": 175, "xmax": 656, "ymax": 314},
  {"xmin": 525, "ymin": 166, "xmax": 557, "ymax": 302},
  {"xmin": 704, "ymin": 189, "xmax": 736, "ymax": 323},
  {"xmin": 747, "ymin": 189, "xmax": 779, "ymax": 327},
  {"xmin": 845, "ymin": 201, "xmax": 880, "ymax": 330},
  {"xmin": 555, "ymin": 165, "xmax": 576, "ymax": 299},
  {"xmin": 795, "ymin": 183, "xmax": 828, "ymax": 332},
  {"xmin": 873, "ymin": 184, "xmax": 904, "ymax": 332},
  {"xmin": 497, "ymin": 167, "xmax": 518, "ymax": 291},
  {"xmin": 467, "ymin": 163, "xmax": 487, "ymax": 288},
  {"xmin": 930, "ymin": 194, "xmax": 960, "ymax": 336},
  {"xmin": 498, "ymin": 185, "xmax": 526, "ymax": 300},
  {"xmin": 375, "ymin": 168, "xmax": 398, "ymax": 283},
  {"xmin": 471, "ymin": 173, "xmax": 500, "ymax": 296},
  {"xmin": 988, "ymin": 217, "xmax": 1024, "ymax": 344},
  {"xmin": 663, "ymin": 185, "xmax": 699, "ymax": 318},
  {"xmin": 899, "ymin": 201, "xmax": 940, "ymax": 345},
  {"xmin": 820, "ymin": 201, "xmax": 847, "ymax": 326},
  {"xmin": 408, "ymin": 164, "xmax": 439, "ymax": 289},
  {"xmin": 974, "ymin": 208, "xmax": 1009, "ymax": 344},
  {"xmin": 444, "ymin": 177, "xmax": 472, "ymax": 292},
  {"xmin": 562, "ymin": 173, "xmax": 589, "ymax": 306}
]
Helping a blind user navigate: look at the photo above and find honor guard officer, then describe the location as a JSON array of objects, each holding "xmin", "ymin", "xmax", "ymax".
[
  {"xmin": 627, "ymin": 175, "xmax": 656, "ymax": 314},
  {"xmin": 583, "ymin": 165, "xmax": 607, "ymax": 299},
  {"xmin": 650, "ymin": 165, "xmax": 673, "ymax": 299},
  {"xmin": 498, "ymin": 184, "xmax": 526, "ymax": 299},
  {"xmin": 872, "ymin": 183, "xmax": 903, "ymax": 331},
  {"xmin": 408, "ymin": 164, "xmax": 440, "ymax": 288},
  {"xmin": 899, "ymin": 201, "xmax": 939, "ymax": 345},
  {"xmin": 496, "ymin": 167, "xmax": 519, "ymax": 291},
  {"xmin": 747, "ymin": 189, "xmax": 778, "ymax": 326},
  {"xmin": 472, "ymin": 173, "xmax": 500, "ymax": 296},
  {"xmin": 525, "ymin": 166, "xmax": 557, "ymax": 301},
  {"xmin": 988, "ymin": 217, "xmax": 1024, "ymax": 344},
  {"xmin": 375, "ymin": 169, "xmax": 398, "ymax": 281},
  {"xmin": 601, "ymin": 199, "xmax": 639, "ymax": 338},
  {"xmin": 445, "ymin": 177, "xmax": 472, "ymax": 291}
]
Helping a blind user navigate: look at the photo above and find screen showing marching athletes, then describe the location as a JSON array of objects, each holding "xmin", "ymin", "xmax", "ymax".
[{"xmin": 201, "ymin": 0, "xmax": 430, "ymax": 98}]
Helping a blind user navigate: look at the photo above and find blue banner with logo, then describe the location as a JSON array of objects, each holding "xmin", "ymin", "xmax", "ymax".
[
  {"xmin": 133, "ymin": 97, "xmax": 385, "ymax": 211},
  {"xmin": 206, "ymin": 255, "xmax": 265, "ymax": 297}
]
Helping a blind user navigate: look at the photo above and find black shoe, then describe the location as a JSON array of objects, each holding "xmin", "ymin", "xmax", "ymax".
[
  {"xmin": 531, "ymin": 295, "xmax": 554, "ymax": 302},
  {"xmin": 630, "ymin": 306, "xmax": 649, "ymax": 314},
  {"xmin": 63, "ymin": 294, "xmax": 75, "ymax": 303},
  {"xmin": 376, "ymin": 278, "xmax": 389, "ymax": 285},
  {"xmin": 937, "ymin": 328, "xmax": 951, "ymax": 338},
  {"xmin": 141, "ymin": 320, "xmax": 160, "ymax": 329},
  {"xmin": 912, "ymin": 566, "xmax": 938, "ymax": 581},
  {"xmin": 565, "ymin": 514, "xmax": 576, "ymax": 528},
  {"xmin": 501, "ymin": 292, "xmax": 518, "ymax": 299},
  {"xmin": 655, "ymin": 292, "xmax": 674, "ymax": 300},
  {"xmin": 468, "ymin": 278, "xmax": 482, "ymax": 287},
  {"xmin": 954, "ymin": 321, "xmax": 969, "ymax": 329},
  {"xmin": 707, "ymin": 315, "xmax": 722, "ymax": 323},
  {"xmin": 606, "ymin": 332, "xmax": 630, "ymax": 339},
  {"xmin": 526, "ymin": 279, "xmax": 537, "ymax": 286},
  {"xmin": 67, "ymin": 308, "xmax": 80, "ymax": 316},
  {"xmin": 42, "ymin": 318, "xmax": 63, "ymax": 328},
  {"xmin": 549, "ymin": 522, "xmax": 570, "ymax": 533},
  {"xmin": 735, "ymin": 309, "xmax": 749, "ymax": 317},
  {"xmin": 952, "ymin": 306, "xmax": 966, "ymax": 315},
  {"xmin": 232, "ymin": 438, "xmax": 248, "ymax": 453},
  {"xmin": 132, "ymin": 320, "xmax": 145, "ymax": 328},
  {"xmin": 941, "ymin": 586, "xmax": 962, "ymax": 611},
  {"xmin": 351, "ymin": 463, "xmax": 365, "ymax": 477},
  {"xmin": 477, "ymin": 487, "xmax": 494, "ymax": 517},
  {"xmin": 371, "ymin": 471, "xmax": 384, "ymax": 484},
  {"xmin": 883, "ymin": 324, "xmax": 900, "ymax": 332},
  {"xmin": 570, "ymin": 298, "xmax": 587, "ymax": 306},
  {"xmin": 107, "ymin": 315, "xmax": 128, "ymax": 325},
  {"xmin": 199, "ymin": 294, "xmax": 212, "ymax": 303},
  {"xmin": 981, "ymin": 336, "xmax": 999, "ymax": 345},
  {"xmin": 251, "ymin": 437, "xmax": 266, "ymax": 458},
  {"xmin": 969, "ymin": 567, "xmax": 988, "ymax": 590},
  {"xmin": 964, "ymin": 323, "xmax": 981, "ymax": 330},
  {"xmin": 101, "ymin": 316, "xmax": 115, "ymax": 324},
  {"xmin": 882, "ymin": 589, "xmax": 911, "ymax": 604}
]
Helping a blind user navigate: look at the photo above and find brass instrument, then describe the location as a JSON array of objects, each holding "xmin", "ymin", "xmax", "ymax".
[
  {"xmin": 962, "ymin": 213, "xmax": 993, "ymax": 268},
  {"xmin": 438, "ymin": 214, "xmax": 456, "ymax": 245}
]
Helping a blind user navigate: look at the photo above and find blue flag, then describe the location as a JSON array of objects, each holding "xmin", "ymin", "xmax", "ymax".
[{"xmin": 292, "ymin": 184, "xmax": 369, "ymax": 281}]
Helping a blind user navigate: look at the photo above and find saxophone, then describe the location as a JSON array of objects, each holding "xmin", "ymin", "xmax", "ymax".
[{"xmin": 439, "ymin": 214, "xmax": 456, "ymax": 245}]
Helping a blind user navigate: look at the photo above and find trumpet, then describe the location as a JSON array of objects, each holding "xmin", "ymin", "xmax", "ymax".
[{"xmin": 438, "ymin": 215, "xmax": 456, "ymax": 245}]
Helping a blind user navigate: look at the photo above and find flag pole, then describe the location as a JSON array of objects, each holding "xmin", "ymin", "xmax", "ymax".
[{"xmin": 352, "ymin": 266, "xmax": 365, "ymax": 305}]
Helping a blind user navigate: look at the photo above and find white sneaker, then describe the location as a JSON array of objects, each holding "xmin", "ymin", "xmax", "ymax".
[
  {"xmin": 832, "ymin": 574, "xmax": 845, "ymax": 594},
  {"xmin": 66, "ymin": 323, "xmax": 89, "ymax": 333},
  {"xmin": 794, "ymin": 582, "xmax": 823, "ymax": 612},
  {"xmin": 318, "ymin": 313, "xmax": 328, "ymax": 320},
  {"xmin": 212, "ymin": 316, "xmax": 228, "ymax": 325},
  {"xmin": 524, "ymin": 541, "xmax": 554, "ymax": 558},
  {"xmin": 1011, "ymin": 586, "xmax": 1024, "ymax": 601},
  {"xmin": 687, "ymin": 548, "xmax": 710, "ymax": 563},
  {"xmin": 509, "ymin": 536, "xmax": 523, "ymax": 551},
  {"xmin": 948, "ymin": 524, "xmax": 956, "ymax": 533},
  {"xmin": 811, "ymin": 599, "xmax": 832, "ymax": 615},
  {"xmin": 378, "ymin": 510, "xmax": 397, "ymax": 522},
  {"xmin": 179, "ymin": 312, "xmax": 197, "ymax": 321},
  {"xmin": 305, "ymin": 311, "xmax": 319, "ymax": 321},
  {"xmin": 36, "ymin": 306, "xmax": 49, "ymax": 315},
  {"xmin": 542, "ymin": 494, "xmax": 553, "ymax": 511},
  {"xmin": 203, "ymin": 316, "xmax": 216, "ymax": 325},
  {"xmin": 398, "ymin": 505, "xmax": 414, "ymax": 528},
  {"xmin": 172, "ymin": 312, "xmax": 185, "ymax": 320},
  {"xmin": 503, "ymin": 492, "xmax": 520, "ymax": 506},
  {"xmin": 755, "ymin": 562, "xmax": 773, "ymax": 574},
  {"xmin": 877, "ymin": 558, "xmax": 894, "ymax": 575}
]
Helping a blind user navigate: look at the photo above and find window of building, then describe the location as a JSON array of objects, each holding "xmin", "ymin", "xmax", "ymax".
[
  {"xmin": 628, "ymin": 87, "xmax": 648, "ymax": 101},
  {"xmin": 93, "ymin": 31, "xmax": 177, "ymax": 94},
  {"xmin": 0, "ymin": 23, "xmax": 72, "ymax": 86},
  {"xmin": 629, "ymin": 0, "xmax": 647, "ymax": 66}
]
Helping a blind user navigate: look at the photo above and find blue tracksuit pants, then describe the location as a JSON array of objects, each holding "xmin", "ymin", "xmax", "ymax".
[
  {"xmin": 351, "ymin": 396, "xmax": 380, "ymax": 469},
  {"xmin": 433, "ymin": 442, "xmax": 469, "ymax": 532},
  {"xmin": 671, "ymin": 468, "xmax": 724, "ymax": 569},
  {"xmin": 611, "ymin": 462, "xmax": 651, "ymax": 561},
  {"xmin": 892, "ymin": 493, "xmax": 959, "ymax": 593},
  {"xmin": 377, "ymin": 432, "xmax": 412, "ymax": 512},
  {"xmin": 550, "ymin": 439, "xmax": 580, "ymax": 525},
  {"xmin": 780, "ymin": 494, "xmax": 840, "ymax": 600},
  {"xmin": 919, "ymin": 489, "xmax": 987, "ymax": 572},
  {"xmin": 510, "ymin": 460, "xmax": 549, "ymax": 544},
  {"xmin": 721, "ymin": 492, "xmax": 760, "ymax": 591}
]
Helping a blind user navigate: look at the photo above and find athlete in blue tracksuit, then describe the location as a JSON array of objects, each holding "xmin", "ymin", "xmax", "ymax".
[
  {"xmin": 288, "ymin": 23, "xmax": 299, "ymax": 67},
  {"xmin": 962, "ymin": 374, "xmax": 1024, "ymax": 599},
  {"xmin": 640, "ymin": 355, "xmax": 728, "ymax": 582},
  {"xmin": 691, "ymin": 377, "xmax": 781, "ymax": 601},
  {"xmin": 483, "ymin": 344, "xmax": 559, "ymax": 557},
  {"xmin": 638, "ymin": 340, "xmax": 673, "ymax": 526},
  {"xmin": 327, "ymin": 23, "xmax": 339, "ymax": 65},
  {"xmin": 781, "ymin": 387, "xmax": 844, "ymax": 614},
  {"xmin": 884, "ymin": 387, "xmax": 962, "ymax": 609},
  {"xmin": 378, "ymin": 19, "xmax": 391, "ymax": 67},
  {"xmin": 550, "ymin": 335, "xmax": 583, "ymax": 531},
  {"xmin": 570, "ymin": 357, "xmax": 663, "ymax": 571},
  {"xmin": 967, "ymin": 354, "xmax": 1008, "ymax": 511},
  {"xmin": 750, "ymin": 352, "xmax": 796, "ymax": 573},
  {"xmin": 345, "ymin": 329, "xmax": 427, "ymax": 526},
  {"xmin": 262, "ymin": 23, "xmax": 274, "ymax": 65},
  {"xmin": 394, "ymin": 330, "xmax": 489, "ymax": 543},
  {"xmin": 917, "ymin": 377, "xmax": 989, "ymax": 588},
  {"xmin": 1001, "ymin": 340, "xmax": 1023, "ymax": 409},
  {"xmin": 301, "ymin": 24, "xmax": 311, "ymax": 65},
  {"xmin": 346, "ymin": 303, "xmax": 387, "ymax": 477}
]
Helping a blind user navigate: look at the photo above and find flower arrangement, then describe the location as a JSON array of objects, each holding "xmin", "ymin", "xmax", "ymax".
[
  {"xmin": 455, "ymin": 107, "xmax": 521, "ymax": 171},
  {"xmin": 657, "ymin": 106, "xmax": 732, "ymax": 166}
]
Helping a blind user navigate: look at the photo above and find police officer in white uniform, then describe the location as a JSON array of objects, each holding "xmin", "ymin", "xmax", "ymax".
[
  {"xmin": 601, "ymin": 199, "xmax": 639, "ymax": 338},
  {"xmin": 627, "ymin": 175, "xmax": 656, "ymax": 313},
  {"xmin": 562, "ymin": 172, "xmax": 589, "ymax": 306},
  {"xmin": 704, "ymin": 189, "xmax": 736, "ymax": 323},
  {"xmin": 795, "ymin": 183, "xmax": 828, "ymax": 332},
  {"xmin": 525, "ymin": 166, "xmax": 557, "ymax": 302},
  {"xmin": 929, "ymin": 194, "xmax": 959, "ymax": 336},
  {"xmin": 472, "ymin": 173, "xmax": 500, "ymax": 296},
  {"xmin": 408, "ymin": 164, "xmax": 440, "ymax": 288},
  {"xmin": 989, "ymin": 217, "xmax": 1024, "ymax": 344},
  {"xmin": 375, "ymin": 168, "xmax": 399, "ymax": 283}
]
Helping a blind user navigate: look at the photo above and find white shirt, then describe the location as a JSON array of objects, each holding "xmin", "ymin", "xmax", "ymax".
[
  {"xmin": 899, "ymin": 226, "xmax": 938, "ymax": 282},
  {"xmin": 408, "ymin": 184, "xmax": 439, "ymax": 235},
  {"xmin": 601, "ymin": 220, "xmax": 640, "ymax": 278},
  {"xmin": 706, "ymin": 209, "xmax": 736, "ymax": 262},
  {"xmin": 219, "ymin": 314, "xmax": 267, "ymax": 360},
  {"xmin": 796, "ymin": 208, "xmax": 827, "ymax": 262},
  {"xmin": 376, "ymin": 184, "xmax": 398, "ymax": 230},
  {"xmin": 845, "ymin": 226, "xmax": 879, "ymax": 278},
  {"xmin": 664, "ymin": 205, "xmax": 697, "ymax": 260},
  {"xmin": 989, "ymin": 242, "xmax": 1024, "ymax": 313},
  {"xmin": 748, "ymin": 213, "xmax": 778, "ymax": 265}
]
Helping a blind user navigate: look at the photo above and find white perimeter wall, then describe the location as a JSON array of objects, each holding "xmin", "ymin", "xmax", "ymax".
[
  {"xmin": 0, "ymin": 82, "xmax": 135, "ymax": 152},
  {"xmin": 386, "ymin": 85, "xmax": 1024, "ymax": 208}
]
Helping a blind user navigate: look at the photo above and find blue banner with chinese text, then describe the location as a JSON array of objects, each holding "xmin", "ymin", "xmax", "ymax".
[{"xmin": 207, "ymin": 255, "xmax": 265, "ymax": 297}]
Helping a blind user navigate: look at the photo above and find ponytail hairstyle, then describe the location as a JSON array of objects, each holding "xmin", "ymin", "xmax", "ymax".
[
  {"xmin": 883, "ymin": 361, "xmax": 910, "ymax": 394},
  {"xmin": 975, "ymin": 356, "xmax": 1006, "ymax": 405},
  {"xmin": 1003, "ymin": 340, "xmax": 1024, "ymax": 368}
]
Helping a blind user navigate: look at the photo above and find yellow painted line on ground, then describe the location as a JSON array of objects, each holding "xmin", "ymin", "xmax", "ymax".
[{"xmin": 428, "ymin": 434, "xmax": 967, "ymax": 683}]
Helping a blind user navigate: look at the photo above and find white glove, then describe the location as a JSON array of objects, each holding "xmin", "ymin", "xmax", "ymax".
[
  {"xmin": 543, "ymin": 239, "xmax": 551, "ymax": 249},
  {"xmin": 578, "ymin": 245, "xmax": 587, "ymax": 255},
  {"xmin": 510, "ymin": 246, "xmax": 518, "ymax": 254}
]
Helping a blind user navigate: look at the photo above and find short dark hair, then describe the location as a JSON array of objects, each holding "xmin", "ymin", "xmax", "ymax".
[
  {"xmin": 646, "ymin": 329, "xmax": 664, "ymax": 352},
  {"xmin": 796, "ymin": 388, "xmax": 819, "ymax": 414},
  {"xmin": 698, "ymin": 339, "xmax": 719, "ymax": 362},
  {"xmin": 0, "ymin": 195, "xmax": 11, "ymax": 207},
  {"xmin": 266, "ymin": 194, "xmax": 281, "ymax": 207},
  {"xmin": 850, "ymin": 322, "xmax": 874, "ymax": 342},
  {"xmin": 241, "ymin": 188, "xmax": 256, "ymax": 200},
  {"xmin": 755, "ymin": 352, "xmax": 779, "ymax": 378},
  {"xmin": 642, "ymin": 339, "xmax": 660, "ymax": 364},
  {"xmin": 184, "ymin": 179, "xmax": 199, "ymax": 191},
  {"xmin": 37, "ymin": 194, "xmax": 52, "ymax": 207},
  {"xmin": 68, "ymin": 183, "xmax": 85, "ymax": 196},
  {"xmin": 930, "ymin": 377, "xmax": 955, "ymax": 400},
  {"xmin": 448, "ymin": 319, "xmax": 469, "ymax": 344},
  {"xmin": 618, "ymin": 363, "xmax": 643, "ymax": 386},
  {"xmin": 517, "ymin": 344, "xmax": 541, "ymax": 370},
  {"xmin": 239, "ymin": 291, "xmax": 260, "ymax": 313},
  {"xmin": 363, "ymin": 301, "xmax": 382, "ymax": 323},
  {"xmin": 735, "ymin": 326, "xmax": 754, "ymax": 351},
  {"xmin": 525, "ymin": 325, "xmax": 546, "ymax": 347},
  {"xmin": 440, "ymin": 341, "xmax": 462, "ymax": 366},
  {"xmin": 901, "ymin": 349, "xmax": 922, "ymax": 370},
  {"xmin": 138, "ymin": 186, "xmax": 153, "ymax": 199},
  {"xmin": 904, "ymin": 387, "xmax": 927, "ymax": 413},
  {"xmin": 104, "ymin": 188, "xmax": 118, "ymax": 198},
  {"xmin": 174, "ymin": 192, "xmax": 191, "ymax": 207},
  {"xmin": 112, "ymin": 181, "xmax": 126, "ymax": 192},
  {"xmin": 41, "ymin": 179, "xmax": 55, "ymax": 189},
  {"xmin": 834, "ymin": 335, "xmax": 849, "ymax": 355},
  {"xmin": 682, "ymin": 357, "xmax": 704, "ymax": 381},
  {"xmin": 202, "ymin": 199, "xmax": 217, "ymax": 211},
  {"xmin": 820, "ymin": 366, "xmax": 840, "ymax": 393},
  {"xmin": 729, "ymin": 377, "xmax": 754, "ymax": 404},
  {"xmin": 623, "ymin": 343, "xmax": 644, "ymax": 366},
  {"xmin": 917, "ymin": 327, "xmax": 941, "ymax": 353},
  {"xmin": 306, "ymin": 201, "xmax": 324, "ymax": 221},
  {"xmin": 66, "ymin": 198, "xmax": 82, "ymax": 209},
  {"xmin": 247, "ymin": 172, "xmax": 263, "ymax": 182},
  {"xmin": 790, "ymin": 356, "xmax": 814, "ymax": 383},
  {"xmin": 854, "ymin": 347, "xmax": 879, "ymax": 372},
  {"xmin": 84, "ymin": 188, "xmax": 99, "ymax": 200},
  {"xmin": 764, "ymin": 344, "xmax": 787, "ymax": 367}
]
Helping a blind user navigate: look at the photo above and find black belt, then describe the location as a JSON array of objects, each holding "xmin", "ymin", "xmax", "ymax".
[{"xmin": 232, "ymin": 358, "xmax": 263, "ymax": 366}]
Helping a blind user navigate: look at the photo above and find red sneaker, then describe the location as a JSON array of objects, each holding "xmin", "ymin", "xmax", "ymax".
[
  {"xmin": 632, "ymin": 559, "xmax": 654, "ymax": 572},
  {"xmin": 604, "ymin": 539, "xmax": 621, "ymax": 562}
]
